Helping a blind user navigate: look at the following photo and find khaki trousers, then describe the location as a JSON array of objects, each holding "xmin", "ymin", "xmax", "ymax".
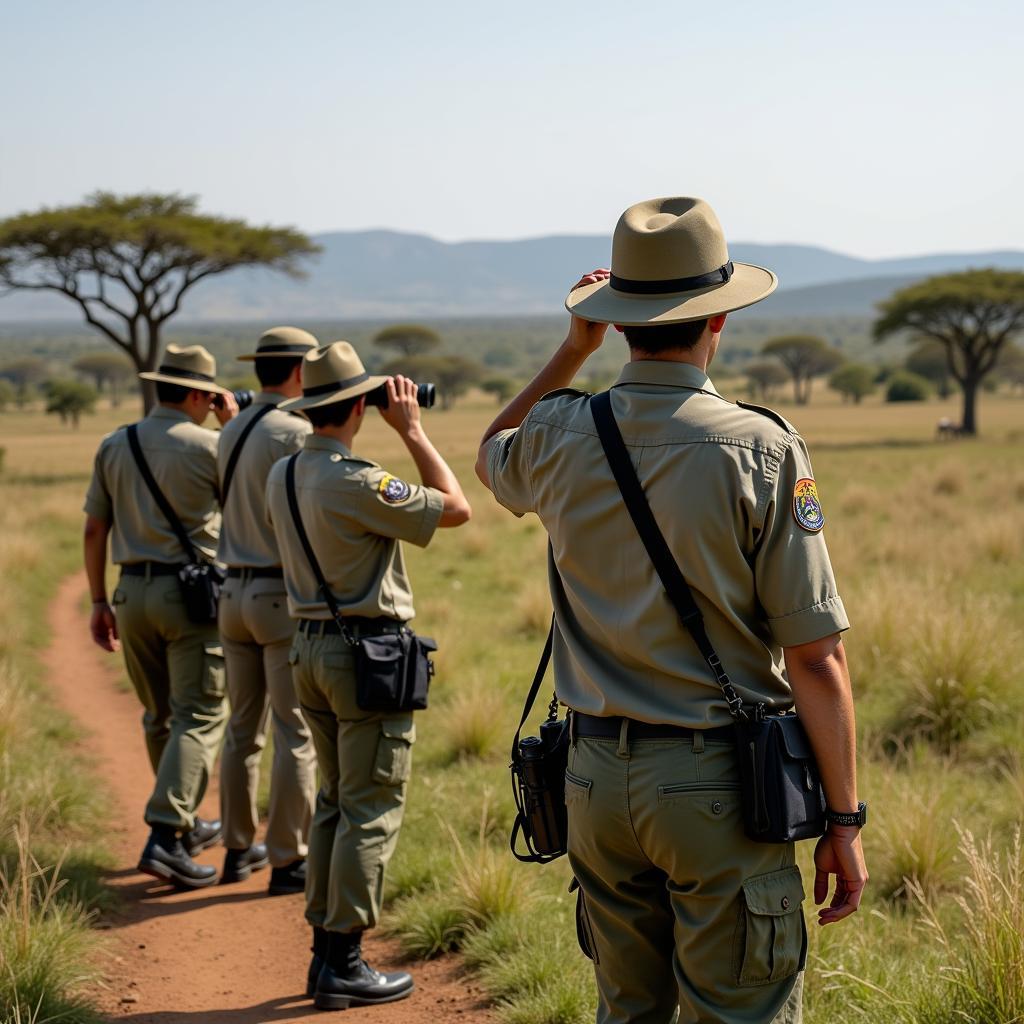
[
  {"xmin": 290, "ymin": 629, "xmax": 414, "ymax": 933},
  {"xmin": 112, "ymin": 572, "xmax": 229, "ymax": 831},
  {"xmin": 218, "ymin": 574, "xmax": 316, "ymax": 867},
  {"xmin": 566, "ymin": 726, "xmax": 805, "ymax": 1024}
]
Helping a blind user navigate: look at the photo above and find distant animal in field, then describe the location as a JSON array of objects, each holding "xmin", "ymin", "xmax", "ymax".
[{"xmin": 936, "ymin": 417, "xmax": 963, "ymax": 439}]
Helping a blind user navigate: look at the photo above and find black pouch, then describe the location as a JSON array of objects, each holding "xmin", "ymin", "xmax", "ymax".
[
  {"xmin": 177, "ymin": 562, "xmax": 225, "ymax": 625},
  {"xmin": 354, "ymin": 631, "xmax": 436, "ymax": 712},
  {"xmin": 734, "ymin": 709, "xmax": 826, "ymax": 844}
]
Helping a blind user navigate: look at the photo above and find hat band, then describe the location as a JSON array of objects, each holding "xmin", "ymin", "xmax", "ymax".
[
  {"xmin": 303, "ymin": 371, "xmax": 370, "ymax": 398},
  {"xmin": 256, "ymin": 343, "xmax": 311, "ymax": 354},
  {"xmin": 609, "ymin": 261, "xmax": 734, "ymax": 296},
  {"xmin": 158, "ymin": 365, "xmax": 215, "ymax": 384}
]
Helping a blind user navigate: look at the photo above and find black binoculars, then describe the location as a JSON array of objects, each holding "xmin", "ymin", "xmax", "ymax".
[{"xmin": 365, "ymin": 382, "xmax": 436, "ymax": 409}]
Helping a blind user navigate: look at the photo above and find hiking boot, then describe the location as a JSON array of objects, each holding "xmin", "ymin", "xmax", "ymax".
[
  {"xmin": 220, "ymin": 843, "xmax": 269, "ymax": 884},
  {"xmin": 268, "ymin": 858, "xmax": 306, "ymax": 896},
  {"xmin": 183, "ymin": 817, "xmax": 222, "ymax": 857},
  {"xmin": 138, "ymin": 827, "xmax": 218, "ymax": 889},
  {"xmin": 307, "ymin": 926, "xmax": 329, "ymax": 997},
  {"xmin": 314, "ymin": 931, "xmax": 414, "ymax": 1010}
]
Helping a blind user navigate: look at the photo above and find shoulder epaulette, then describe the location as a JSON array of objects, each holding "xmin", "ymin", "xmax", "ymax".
[
  {"xmin": 537, "ymin": 386, "xmax": 588, "ymax": 403},
  {"xmin": 735, "ymin": 400, "xmax": 796, "ymax": 433}
]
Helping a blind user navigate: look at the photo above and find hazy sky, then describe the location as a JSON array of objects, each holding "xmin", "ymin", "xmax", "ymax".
[{"xmin": 3, "ymin": 0, "xmax": 1021, "ymax": 258}]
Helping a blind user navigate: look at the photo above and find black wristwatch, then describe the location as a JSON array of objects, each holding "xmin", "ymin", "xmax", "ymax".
[{"xmin": 825, "ymin": 802, "xmax": 867, "ymax": 828}]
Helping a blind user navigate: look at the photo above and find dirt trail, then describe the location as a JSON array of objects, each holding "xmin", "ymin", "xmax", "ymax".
[{"xmin": 45, "ymin": 573, "xmax": 491, "ymax": 1024}]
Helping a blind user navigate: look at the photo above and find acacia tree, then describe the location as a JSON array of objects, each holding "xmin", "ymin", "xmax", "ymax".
[
  {"xmin": 72, "ymin": 351, "xmax": 134, "ymax": 406},
  {"xmin": 0, "ymin": 356, "xmax": 48, "ymax": 407},
  {"xmin": 828, "ymin": 363, "xmax": 875, "ymax": 404},
  {"xmin": 874, "ymin": 270, "xmax": 1024, "ymax": 435},
  {"xmin": 762, "ymin": 335, "xmax": 843, "ymax": 405},
  {"xmin": 373, "ymin": 324, "xmax": 441, "ymax": 359},
  {"xmin": 744, "ymin": 360, "xmax": 789, "ymax": 401},
  {"xmin": 0, "ymin": 193, "xmax": 319, "ymax": 411}
]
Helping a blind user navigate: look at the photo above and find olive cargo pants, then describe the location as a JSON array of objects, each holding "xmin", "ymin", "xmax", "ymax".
[
  {"xmin": 566, "ymin": 725, "xmax": 805, "ymax": 1024},
  {"xmin": 112, "ymin": 572, "xmax": 229, "ymax": 831},
  {"xmin": 218, "ymin": 574, "xmax": 316, "ymax": 867},
  {"xmin": 289, "ymin": 628, "xmax": 414, "ymax": 933}
]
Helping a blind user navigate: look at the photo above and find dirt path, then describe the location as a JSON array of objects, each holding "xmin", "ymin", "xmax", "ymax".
[{"xmin": 45, "ymin": 573, "xmax": 490, "ymax": 1024}]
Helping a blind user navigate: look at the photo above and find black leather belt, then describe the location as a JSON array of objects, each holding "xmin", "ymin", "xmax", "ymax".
[
  {"xmin": 226, "ymin": 567, "xmax": 285, "ymax": 578},
  {"xmin": 121, "ymin": 562, "xmax": 183, "ymax": 577},
  {"xmin": 297, "ymin": 616, "xmax": 405, "ymax": 637},
  {"xmin": 573, "ymin": 713, "xmax": 733, "ymax": 744}
]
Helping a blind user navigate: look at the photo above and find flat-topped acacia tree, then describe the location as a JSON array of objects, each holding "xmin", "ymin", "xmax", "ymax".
[{"xmin": 0, "ymin": 192, "xmax": 319, "ymax": 411}]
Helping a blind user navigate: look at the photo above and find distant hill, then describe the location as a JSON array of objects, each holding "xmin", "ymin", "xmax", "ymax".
[{"xmin": 1, "ymin": 229, "xmax": 1022, "ymax": 321}]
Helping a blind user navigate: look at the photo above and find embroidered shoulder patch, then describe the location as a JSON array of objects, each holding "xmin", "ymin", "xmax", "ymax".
[
  {"xmin": 378, "ymin": 474, "xmax": 412, "ymax": 505},
  {"xmin": 793, "ymin": 478, "xmax": 824, "ymax": 532}
]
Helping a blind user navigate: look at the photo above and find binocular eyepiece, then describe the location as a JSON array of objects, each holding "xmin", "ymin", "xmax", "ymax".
[{"xmin": 365, "ymin": 382, "xmax": 436, "ymax": 410}]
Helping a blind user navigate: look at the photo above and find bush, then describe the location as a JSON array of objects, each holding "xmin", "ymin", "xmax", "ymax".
[{"xmin": 885, "ymin": 371, "xmax": 931, "ymax": 402}]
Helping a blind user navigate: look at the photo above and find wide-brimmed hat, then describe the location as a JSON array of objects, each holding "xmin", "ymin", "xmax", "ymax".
[
  {"xmin": 566, "ymin": 197, "xmax": 777, "ymax": 325},
  {"xmin": 139, "ymin": 344, "xmax": 231, "ymax": 396},
  {"xmin": 237, "ymin": 326, "xmax": 319, "ymax": 361},
  {"xmin": 279, "ymin": 342, "xmax": 387, "ymax": 412}
]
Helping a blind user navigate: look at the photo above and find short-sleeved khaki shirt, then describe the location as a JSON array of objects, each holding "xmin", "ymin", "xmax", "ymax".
[
  {"xmin": 83, "ymin": 405, "xmax": 221, "ymax": 564},
  {"xmin": 486, "ymin": 360, "xmax": 849, "ymax": 728},
  {"xmin": 217, "ymin": 393, "xmax": 312, "ymax": 568},
  {"xmin": 265, "ymin": 433, "xmax": 444, "ymax": 621}
]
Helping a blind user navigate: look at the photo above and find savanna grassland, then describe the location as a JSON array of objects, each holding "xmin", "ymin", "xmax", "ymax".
[{"xmin": 1, "ymin": 373, "xmax": 1022, "ymax": 1024}]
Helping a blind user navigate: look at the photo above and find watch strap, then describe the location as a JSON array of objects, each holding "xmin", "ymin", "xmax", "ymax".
[{"xmin": 825, "ymin": 801, "xmax": 867, "ymax": 827}]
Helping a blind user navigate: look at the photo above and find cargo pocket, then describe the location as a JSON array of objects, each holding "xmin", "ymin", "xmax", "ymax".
[
  {"xmin": 568, "ymin": 878, "xmax": 599, "ymax": 963},
  {"xmin": 735, "ymin": 865, "xmax": 806, "ymax": 987},
  {"xmin": 111, "ymin": 588, "xmax": 127, "ymax": 606},
  {"xmin": 372, "ymin": 716, "xmax": 416, "ymax": 786},
  {"xmin": 202, "ymin": 642, "xmax": 226, "ymax": 699}
]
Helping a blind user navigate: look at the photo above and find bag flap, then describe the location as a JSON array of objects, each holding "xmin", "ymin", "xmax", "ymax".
[
  {"xmin": 775, "ymin": 714, "xmax": 813, "ymax": 760},
  {"xmin": 358, "ymin": 636, "xmax": 404, "ymax": 661},
  {"xmin": 416, "ymin": 635, "xmax": 438, "ymax": 652},
  {"xmin": 742, "ymin": 865, "xmax": 804, "ymax": 916},
  {"xmin": 380, "ymin": 718, "xmax": 415, "ymax": 742}
]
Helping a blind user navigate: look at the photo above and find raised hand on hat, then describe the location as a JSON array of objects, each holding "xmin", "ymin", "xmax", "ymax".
[{"xmin": 567, "ymin": 269, "xmax": 612, "ymax": 355}]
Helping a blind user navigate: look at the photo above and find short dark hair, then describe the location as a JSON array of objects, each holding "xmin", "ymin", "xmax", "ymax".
[
  {"xmin": 622, "ymin": 319, "xmax": 709, "ymax": 355},
  {"xmin": 255, "ymin": 355, "xmax": 303, "ymax": 388},
  {"xmin": 156, "ymin": 381, "xmax": 196, "ymax": 404},
  {"xmin": 305, "ymin": 396, "xmax": 360, "ymax": 429}
]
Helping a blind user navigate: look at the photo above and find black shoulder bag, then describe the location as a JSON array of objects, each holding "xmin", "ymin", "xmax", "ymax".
[
  {"xmin": 126, "ymin": 424, "xmax": 224, "ymax": 624},
  {"xmin": 590, "ymin": 391, "xmax": 826, "ymax": 844},
  {"xmin": 220, "ymin": 402, "xmax": 275, "ymax": 503},
  {"xmin": 283, "ymin": 452, "xmax": 436, "ymax": 712},
  {"xmin": 508, "ymin": 612, "xmax": 570, "ymax": 863}
]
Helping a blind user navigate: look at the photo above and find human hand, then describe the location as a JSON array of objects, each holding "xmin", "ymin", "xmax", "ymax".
[
  {"xmin": 378, "ymin": 376, "xmax": 421, "ymax": 437},
  {"xmin": 566, "ymin": 269, "xmax": 612, "ymax": 355},
  {"xmin": 813, "ymin": 827, "xmax": 868, "ymax": 925},
  {"xmin": 90, "ymin": 601, "xmax": 120, "ymax": 653},
  {"xmin": 212, "ymin": 391, "xmax": 239, "ymax": 426}
]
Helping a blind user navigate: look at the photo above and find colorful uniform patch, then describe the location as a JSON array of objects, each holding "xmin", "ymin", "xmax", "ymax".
[
  {"xmin": 378, "ymin": 474, "xmax": 412, "ymax": 505},
  {"xmin": 793, "ymin": 478, "xmax": 824, "ymax": 532}
]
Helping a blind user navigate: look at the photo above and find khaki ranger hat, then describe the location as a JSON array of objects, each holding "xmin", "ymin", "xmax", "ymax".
[
  {"xmin": 138, "ymin": 343, "xmax": 232, "ymax": 396},
  {"xmin": 566, "ymin": 197, "xmax": 778, "ymax": 326},
  {"xmin": 279, "ymin": 341, "xmax": 387, "ymax": 412},
  {"xmin": 237, "ymin": 326, "xmax": 320, "ymax": 361}
]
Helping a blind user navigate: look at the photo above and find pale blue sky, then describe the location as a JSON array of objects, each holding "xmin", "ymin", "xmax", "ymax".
[{"xmin": 3, "ymin": 0, "xmax": 1021, "ymax": 257}]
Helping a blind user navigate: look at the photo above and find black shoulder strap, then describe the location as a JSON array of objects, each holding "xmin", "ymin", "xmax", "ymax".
[
  {"xmin": 221, "ymin": 402, "xmax": 275, "ymax": 503},
  {"xmin": 589, "ymin": 391, "xmax": 746, "ymax": 720},
  {"xmin": 510, "ymin": 615, "xmax": 555, "ymax": 763},
  {"xmin": 126, "ymin": 423, "xmax": 199, "ymax": 564},
  {"xmin": 284, "ymin": 452, "xmax": 353, "ymax": 643}
]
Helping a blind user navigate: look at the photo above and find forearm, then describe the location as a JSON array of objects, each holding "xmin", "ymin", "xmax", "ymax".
[
  {"xmin": 402, "ymin": 425, "xmax": 470, "ymax": 525},
  {"xmin": 786, "ymin": 639, "xmax": 859, "ymax": 812},
  {"xmin": 83, "ymin": 517, "xmax": 112, "ymax": 602}
]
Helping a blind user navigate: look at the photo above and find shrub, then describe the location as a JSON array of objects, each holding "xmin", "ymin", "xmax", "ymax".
[
  {"xmin": 885, "ymin": 371, "xmax": 931, "ymax": 402},
  {"xmin": 440, "ymin": 686, "xmax": 505, "ymax": 763}
]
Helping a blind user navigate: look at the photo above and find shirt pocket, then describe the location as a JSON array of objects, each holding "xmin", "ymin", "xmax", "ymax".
[
  {"xmin": 734, "ymin": 865, "xmax": 807, "ymax": 987},
  {"xmin": 372, "ymin": 716, "xmax": 416, "ymax": 786}
]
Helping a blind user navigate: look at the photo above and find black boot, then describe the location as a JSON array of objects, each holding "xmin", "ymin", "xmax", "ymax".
[
  {"xmin": 268, "ymin": 858, "xmax": 306, "ymax": 896},
  {"xmin": 221, "ymin": 843, "xmax": 269, "ymax": 884},
  {"xmin": 138, "ymin": 826, "xmax": 218, "ymax": 889},
  {"xmin": 307, "ymin": 926, "xmax": 329, "ymax": 997},
  {"xmin": 183, "ymin": 817, "xmax": 223, "ymax": 857},
  {"xmin": 314, "ymin": 931, "xmax": 414, "ymax": 1010}
]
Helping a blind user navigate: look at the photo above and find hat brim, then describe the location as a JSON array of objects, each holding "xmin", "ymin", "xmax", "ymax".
[
  {"xmin": 236, "ymin": 349, "xmax": 315, "ymax": 361},
  {"xmin": 138, "ymin": 371, "xmax": 232, "ymax": 397},
  {"xmin": 565, "ymin": 262, "xmax": 778, "ymax": 325},
  {"xmin": 279, "ymin": 375, "xmax": 388, "ymax": 412}
]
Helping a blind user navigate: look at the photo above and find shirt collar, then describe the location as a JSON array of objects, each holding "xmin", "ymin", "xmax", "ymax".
[
  {"xmin": 614, "ymin": 360, "xmax": 720, "ymax": 397},
  {"xmin": 149, "ymin": 405, "xmax": 193, "ymax": 423},
  {"xmin": 304, "ymin": 433, "xmax": 354, "ymax": 458}
]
